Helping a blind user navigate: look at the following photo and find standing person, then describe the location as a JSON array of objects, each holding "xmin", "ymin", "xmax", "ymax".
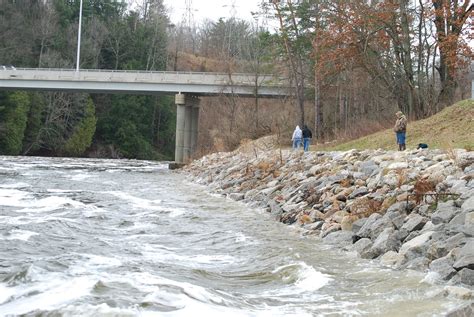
[
  {"xmin": 302, "ymin": 125, "xmax": 312, "ymax": 152},
  {"xmin": 394, "ymin": 111, "xmax": 407, "ymax": 151},
  {"xmin": 291, "ymin": 125, "xmax": 302, "ymax": 150}
]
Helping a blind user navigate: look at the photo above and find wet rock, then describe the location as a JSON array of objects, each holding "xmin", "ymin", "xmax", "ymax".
[
  {"xmin": 427, "ymin": 233, "xmax": 466, "ymax": 260},
  {"xmin": 458, "ymin": 268, "xmax": 474, "ymax": 286},
  {"xmin": 403, "ymin": 256, "xmax": 430, "ymax": 270},
  {"xmin": 323, "ymin": 231, "xmax": 353, "ymax": 246},
  {"xmin": 443, "ymin": 286, "xmax": 474, "ymax": 301},
  {"xmin": 304, "ymin": 221, "xmax": 324, "ymax": 231},
  {"xmin": 228, "ymin": 193, "xmax": 245, "ymax": 201},
  {"xmin": 453, "ymin": 240, "xmax": 474, "ymax": 271},
  {"xmin": 320, "ymin": 223, "xmax": 341, "ymax": 238},
  {"xmin": 268, "ymin": 200, "xmax": 283, "ymax": 217},
  {"xmin": 353, "ymin": 238, "xmax": 372, "ymax": 257},
  {"xmin": 429, "ymin": 256, "xmax": 457, "ymax": 280},
  {"xmin": 351, "ymin": 217, "xmax": 368, "ymax": 234},
  {"xmin": 380, "ymin": 250, "xmax": 402, "ymax": 267},
  {"xmin": 368, "ymin": 228, "xmax": 401, "ymax": 258}
]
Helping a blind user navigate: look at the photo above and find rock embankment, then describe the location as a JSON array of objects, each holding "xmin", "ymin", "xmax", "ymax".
[{"xmin": 181, "ymin": 138, "xmax": 474, "ymax": 291}]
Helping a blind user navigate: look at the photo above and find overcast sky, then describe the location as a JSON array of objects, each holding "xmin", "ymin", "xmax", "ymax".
[{"xmin": 163, "ymin": 0, "xmax": 262, "ymax": 24}]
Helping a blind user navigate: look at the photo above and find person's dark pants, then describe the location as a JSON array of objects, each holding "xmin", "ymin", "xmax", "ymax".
[{"xmin": 303, "ymin": 138, "xmax": 311, "ymax": 151}]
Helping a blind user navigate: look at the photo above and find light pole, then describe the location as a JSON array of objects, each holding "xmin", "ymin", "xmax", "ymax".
[{"xmin": 76, "ymin": 0, "xmax": 83, "ymax": 72}]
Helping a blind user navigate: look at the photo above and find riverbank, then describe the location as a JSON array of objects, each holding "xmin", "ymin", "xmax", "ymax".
[{"xmin": 181, "ymin": 137, "xmax": 474, "ymax": 301}]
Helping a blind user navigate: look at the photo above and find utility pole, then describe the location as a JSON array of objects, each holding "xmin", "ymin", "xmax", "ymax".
[
  {"xmin": 75, "ymin": 0, "xmax": 83, "ymax": 72},
  {"xmin": 182, "ymin": 0, "xmax": 196, "ymax": 53}
]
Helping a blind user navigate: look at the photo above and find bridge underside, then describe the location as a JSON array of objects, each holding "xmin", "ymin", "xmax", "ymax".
[{"xmin": 0, "ymin": 79, "xmax": 286, "ymax": 97}]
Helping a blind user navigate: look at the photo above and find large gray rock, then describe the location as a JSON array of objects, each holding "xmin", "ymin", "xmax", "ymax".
[
  {"xmin": 359, "ymin": 160, "xmax": 379, "ymax": 177},
  {"xmin": 458, "ymin": 268, "xmax": 474, "ymax": 286},
  {"xmin": 268, "ymin": 200, "xmax": 283, "ymax": 217},
  {"xmin": 323, "ymin": 231, "xmax": 353, "ymax": 246},
  {"xmin": 401, "ymin": 214, "xmax": 428, "ymax": 233},
  {"xmin": 431, "ymin": 201, "xmax": 460, "ymax": 225},
  {"xmin": 453, "ymin": 240, "xmax": 474, "ymax": 271},
  {"xmin": 380, "ymin": 251, "xmax": 403, "ymax": 267},
  {"xmin": 356, "ymin": 213, "xmax": 393, "ymax": 240},
  {"xmin": 449, "ymin": 212, "xmax": 467, "ymax": 226},
  {"xmin": 427, "ymin": 233, "xmax": 466, "ymax": 260},
  {"xmin": 368, "ymin": 228, "xmax": 401, "ymax": 258},
  {"xmin": 383, "ymin": 210, "xmax": 405, "ymax": 229},
  {"xmin": 399, "ymin": 231, "xmax": 434, "ymax": 255},
  {"xmin": 403, "ymin": 256, "xmax": 430, "ymax": 270},
  {"xmin": 228, "ymin": 193, "xmax": 245, "ymax": 201},
  {"xmin": 446, "ymin": 303, "xmax": 474, "ymax": 317},
  {"xmin": 351, "ymin": 217, "xmax": 368, "ymax": 234},
  {"xmin": 429, "ymin": 255, "xmax": 457, "ymax": 280},
  {"xmin": 461, "ymin": 196, "xmax": 474, "ymax": 213},
  {"xmin": 353, "ymin": 238, "xmax": 373, "ymax": 257},
  {"xmin": 443, "ymin": 286, "xmax": 474, "ymax": 300}
]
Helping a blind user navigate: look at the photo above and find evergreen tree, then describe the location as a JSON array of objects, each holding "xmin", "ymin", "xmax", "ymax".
[
  {"xmin": 0, "ymin": 92, "xmax": 31, "ymax": 155},
  {"xmin": 62, "ymin": 97, "xmax": 97, "ymax": 156}
]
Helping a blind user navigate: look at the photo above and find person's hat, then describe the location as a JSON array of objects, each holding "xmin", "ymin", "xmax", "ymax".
[{"xmin": 396, "ymin": 111, "xmax": 403, "ymax": 117}]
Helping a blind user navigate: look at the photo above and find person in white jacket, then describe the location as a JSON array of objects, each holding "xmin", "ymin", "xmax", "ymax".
[{"xmin": 291, "ymin": 125, "xmax": 302, "ymax": 150}]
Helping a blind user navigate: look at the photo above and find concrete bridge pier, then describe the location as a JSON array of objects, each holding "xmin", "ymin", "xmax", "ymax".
[{"xmin": 171, "ymin": 93, "xmax": 199, "ymax": 168}]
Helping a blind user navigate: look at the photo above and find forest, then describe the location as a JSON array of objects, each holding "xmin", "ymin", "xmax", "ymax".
[{"xmin": 0, "ymin": 0, "xmax": 472, "ymax": 160}]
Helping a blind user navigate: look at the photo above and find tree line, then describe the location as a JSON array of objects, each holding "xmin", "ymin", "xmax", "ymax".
[{"xmin": 0, "ymin": 0, "xmax": 175, "ymax": 159}]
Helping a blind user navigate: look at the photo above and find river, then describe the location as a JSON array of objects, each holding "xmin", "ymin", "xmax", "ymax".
[{"xmin": 0, "ymin": 156, "xmax": 466, "ymax": 316}]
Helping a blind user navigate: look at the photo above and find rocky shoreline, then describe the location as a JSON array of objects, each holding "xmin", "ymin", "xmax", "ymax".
[{"xmin": 180, "ymin": 137, "xmax": 474, "ymax": 311}]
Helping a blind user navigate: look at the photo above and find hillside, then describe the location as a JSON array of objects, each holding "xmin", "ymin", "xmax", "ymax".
[{"xmin": 320, "ymin": 99, "xmax": 474, "ymax": 151}]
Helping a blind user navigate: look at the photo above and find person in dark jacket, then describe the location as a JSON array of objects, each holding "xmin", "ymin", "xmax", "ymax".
[{"xmin": 302, "ymin": 125, "xmax": 312, "ymax": 152}]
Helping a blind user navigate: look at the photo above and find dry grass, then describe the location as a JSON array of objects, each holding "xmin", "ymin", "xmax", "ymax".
[
  {"xmin": 413, "ymin": 177, "xmax": 437, "ymax": 204},
  {"xmin": 348, "ymin": 197, "xmax": 382, "ymax": 221},
  {"xmin": 320, "ymin": 99, "xmax": 474, "ymax": 151}
]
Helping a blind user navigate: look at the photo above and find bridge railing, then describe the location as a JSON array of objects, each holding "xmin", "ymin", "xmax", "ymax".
[{"xmin": 4, "ymin": 67, "xmax": 275, "ymax": 76}]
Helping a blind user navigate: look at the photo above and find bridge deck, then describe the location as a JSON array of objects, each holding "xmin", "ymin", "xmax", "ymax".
[{"xmin": 0, "ymin": 68, "xmax": 289, "ymax": 97}]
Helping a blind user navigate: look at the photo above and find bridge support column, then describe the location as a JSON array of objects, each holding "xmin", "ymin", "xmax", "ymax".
[
  {"xmin": 174, "ymin": 93, "xmax": 186, "ymax": 165},
  {"xmin": 183, "ymin": 99, "xmax": 193, "ymax": 161},
  {"xmin": 191, "ymin": 98, "xmax": 200, "ymax": 155},
  {"xmin": 171, "ymin": 93, "xmax": 200, "ymax": 169}
]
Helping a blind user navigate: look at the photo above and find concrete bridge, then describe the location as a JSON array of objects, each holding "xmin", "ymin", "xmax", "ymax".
[{"xmin": 0, "ymin": 68, "xmax": 290, "ymax": 164}]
